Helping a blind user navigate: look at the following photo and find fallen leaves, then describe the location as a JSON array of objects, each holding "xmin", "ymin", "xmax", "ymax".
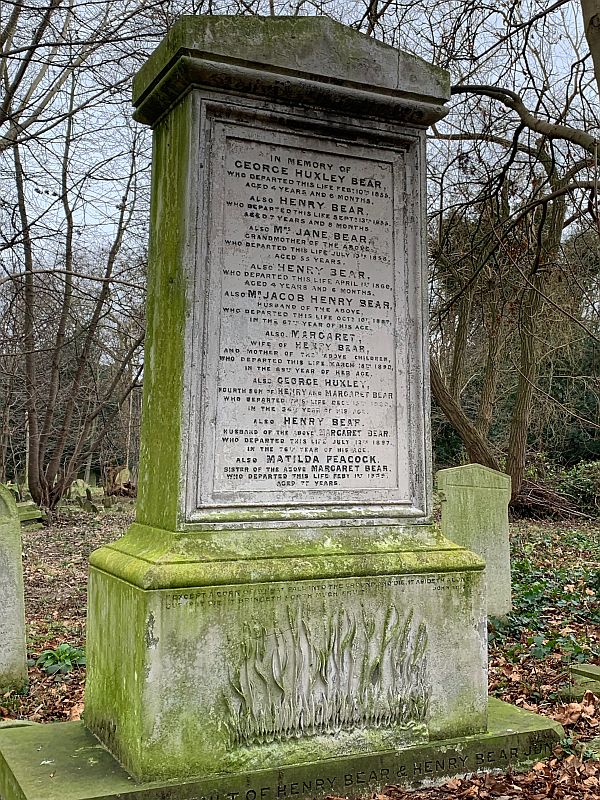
[
  {"xmin": 15, "ymin": 507, "xmax": 134, "ymax": 722},
  {"xmin": 67, "ymin": 702, "xmax": 84, "ymax": 721},
  {"xmin": 5, "ymin": 509, "xmax": 600, "ymax": 800},
  {"xmin": 552, "ymin": 693, "xmax": 599, "ymax": 728},
  {"xmin": 375, "ymin": 758, "xmax": 600, "ymax": 800}
]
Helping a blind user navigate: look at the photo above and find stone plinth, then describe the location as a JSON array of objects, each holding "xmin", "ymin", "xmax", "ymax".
[
  {"xmin": 437, "ymin": 465, "xmax": 512, "ymax": 617},
  {"xmin": 0, "ymin": 700, "xmax": 563, "ymax": 800},
  {"xmin": 86, "ymin": 554, "xmax": 487, "ymax": 780},
  {"xmin": 0, "ymin": 485, "xmax": 28, "ymax": 693}
]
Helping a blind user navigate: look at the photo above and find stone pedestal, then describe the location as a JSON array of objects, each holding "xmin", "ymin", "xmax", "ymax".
[
  {"xmin": 0, "ymin": 17, "xmax": 562, "ymax": 800},
  {"xmin": 86, "ymin": 549, "xmax": 487, "ymax": 781}
]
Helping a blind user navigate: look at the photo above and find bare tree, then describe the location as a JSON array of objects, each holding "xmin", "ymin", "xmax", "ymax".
[
  {"xmin": 2, "ymin": 0, "xmax": 599, "ymax": 509},
  {"xmin": 0, "ymin": 1, "xmax": 155, "ymax": 508},
  {"xmin": 418, "ymin": 0, "xmax": 600, "ymax": 500}
]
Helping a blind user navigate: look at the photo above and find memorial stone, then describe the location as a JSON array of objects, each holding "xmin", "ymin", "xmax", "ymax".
[
  {"xmin": 0, "ymin": 17, "xmax": 562, "ymax": 800},
  {"xmin": 437, "ymin": 465, "xmax": 512, "ymax": 617},
  {"xmin": 0, "ymin": 484, "xmax": 28, "ymax": 693}
]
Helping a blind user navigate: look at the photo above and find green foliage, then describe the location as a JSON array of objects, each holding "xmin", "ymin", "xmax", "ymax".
[
  {"xmin": 488, "ymin": 523, "xmax": 599, "ymax": 666},
  {"xmin": 554, "ymin": 461, "xmax": 600, "ymax": 516},
  {"xmin": 34, "ymin": 643, "xmax": 86, "ymax": 675},
  {"xmin": 431, "ymin": 414, "xmax": 465, "ymax": 470}
]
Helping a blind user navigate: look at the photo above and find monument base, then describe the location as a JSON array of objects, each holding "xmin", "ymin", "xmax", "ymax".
[
  {"xmin": 84, "ymin": 523, "xmax": 489, "ymax": 781},
  {"xmin": 0, "ymin": 699, "xmax": 563, "ymax": 800}
]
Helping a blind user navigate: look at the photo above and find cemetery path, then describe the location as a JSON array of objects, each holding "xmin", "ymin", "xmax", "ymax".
[{"xmin": 2, "ymin": 509, "xmax": 599, "ymax": 799}]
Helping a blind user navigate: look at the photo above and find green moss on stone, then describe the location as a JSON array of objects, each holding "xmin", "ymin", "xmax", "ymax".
[
  {"xmin": 89, "ymin": 520, "xmax": 484, "ymax": 589},
  {"xmin": 84, "ymin": 569, "xmax": 147, "ymax": 773},
  {"xmin": 135, "ymin": 95, "xmax": 191, "ymax": 532},
  {"xmin": 0, "ymin": 700, "xmax": 562, "ymax": 800}
]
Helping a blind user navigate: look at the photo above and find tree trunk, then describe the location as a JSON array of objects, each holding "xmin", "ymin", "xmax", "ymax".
[
  {"xmin": 449, "ymin": 289, "xmax": 474, "ymax": 401},
  {"xmin": 476, "ymin": 321, "xmax": 502, "ymax": 437},
  {"xmin": 505, "ymin": 284, "xmax": 543, "ymax": 499},
  {"xmin": 430, "ymin": 356, "xmax": 502, "ymax": 470},
  {"xmin": 13, "ymin": 142, "xmax": 44, "ymax": 507}
]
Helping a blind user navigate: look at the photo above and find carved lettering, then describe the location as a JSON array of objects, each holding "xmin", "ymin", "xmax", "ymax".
[{"xmin": 209, "ymin": 135, "xmax": 402, "ymax": 496}]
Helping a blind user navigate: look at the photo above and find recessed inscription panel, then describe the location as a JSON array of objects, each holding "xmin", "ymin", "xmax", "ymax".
[{"xmin": 196, "ymin": 125, "xmax": 419, "ymax": 508}]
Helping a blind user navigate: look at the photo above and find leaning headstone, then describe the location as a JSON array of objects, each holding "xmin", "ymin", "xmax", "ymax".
[
  {"xmin": 560, "ymin": 664, "xmax": 600, "ymax": 700},
  {"xmin": 16, "ymin": 500, "xmax": 43, "ymax": 526},
  {"xmin": 571, "ymin": 663, "xmax": 600, "ymax": 693},
  {"xmin": 0, "ymin": 484, "xmax": 28, "ymax": 693},
  {"xmin": 437, "ymin": 464, "xmax": 512, "ymax": 617},
  {"xmin": 0, "ymin": 16, "xmax": 562, "ymax": 800}
]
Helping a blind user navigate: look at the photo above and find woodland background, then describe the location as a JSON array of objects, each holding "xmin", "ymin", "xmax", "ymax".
[{"xmin": 1, "ymin": 0, "xmax": 599, "ymax": 515}]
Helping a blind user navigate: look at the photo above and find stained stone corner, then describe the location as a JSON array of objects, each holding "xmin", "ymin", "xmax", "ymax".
[{"xmin": 133, "ymin": 16, "xmax": 450, "ymax": 127}]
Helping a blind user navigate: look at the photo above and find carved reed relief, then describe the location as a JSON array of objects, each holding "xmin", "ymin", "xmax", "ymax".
[{"xmin": 224, "ymin": 602, "xmax": 429, "ymax": 748}]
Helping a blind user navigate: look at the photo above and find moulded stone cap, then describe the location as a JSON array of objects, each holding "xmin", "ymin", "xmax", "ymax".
[
  {"xmin": 133, "ymin": 15, "xmax": 450, "ymax": 127},
  {"xmin": 436, "ymin": 464, "xmax": 512, "ymax": 491}
]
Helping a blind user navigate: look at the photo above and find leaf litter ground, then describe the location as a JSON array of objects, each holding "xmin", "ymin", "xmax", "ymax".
[{"xmin": 2, "ymin": 509, "xmax": 599, "ymax": 799}]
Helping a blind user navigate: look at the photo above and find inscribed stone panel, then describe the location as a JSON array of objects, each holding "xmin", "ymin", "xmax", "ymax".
[{"xmin": 191, "ymin": 123, "xmax": 424, "ymax": 512}]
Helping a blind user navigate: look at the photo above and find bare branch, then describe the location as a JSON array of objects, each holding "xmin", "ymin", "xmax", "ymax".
[{"xmin": 451, "ymin": 84, "xmax": 598, "ymax": 154}]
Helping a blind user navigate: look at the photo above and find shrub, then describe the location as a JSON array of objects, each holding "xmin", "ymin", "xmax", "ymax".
[
  {"xmin": 35, "ymin": 643, "xmax": 86, "ymax": 675},
  {"xmin": 554, "ymin": 461, "xmax": 600, "ymax": 517}
]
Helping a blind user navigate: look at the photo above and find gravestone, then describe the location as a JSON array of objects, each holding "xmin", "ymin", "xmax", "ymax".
[
  {"xmin": 0, "ymin": 484, "xmax": 28, "ymax": 693},
  {"xmin": 437, "ymin": 465, "xmax": 512, "ymax": 617},
  {"xmin": 16, "ymin": 500, "xmax": 43, "ymax": 526},
  {"xmin": 84, "ymin": 15, "xmax": 489, "ymax": 782},
  {"xmin": 0, "ymin": 16, "xmax": 562, "ymax": 800}
]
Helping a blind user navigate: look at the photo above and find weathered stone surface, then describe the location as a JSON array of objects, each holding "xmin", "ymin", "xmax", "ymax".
[
  {"xmin": 571, "ymin": 663, "xmax": 600, "ymax": 682},
  {"xmin": 130, "ymin": 51, "xmax": 442, "ymax": 531},
  {"xmin": 80, "ymin": 16, "xmax": 488, "ymax": 783},
  {"xmin": 16, "ymin": 500, "xmax": 43, "ymax": 524},
  {"xmin": 437, "ymin": 465, "xmax": 512, "ymax": 617},
  {"xmin": 208, "ymin": 136, "xmax": 402, "ymax": 503},
  {"xmin": 133, "ymin": 16, "xmax": 450, "ymax": 127},
  {"xmin": 0, "ymin": 700, "xmax": 563, "ymax": 800},
  {"xmin": 0, "ymin": 485, "xmax": 28, "ymax": 693},
  {"xmin": 85, "ymin": 563, "xmax": 487, "ymax": 781},
  {"xmin": 563, "ymin": 663, "xmax": 600, "ymax": 699}
]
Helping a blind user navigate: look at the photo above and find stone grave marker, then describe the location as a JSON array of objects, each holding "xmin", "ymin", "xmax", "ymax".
[
  {"xmin": 0, "ymin": 16, "xmax": 562, "ymax": 800},
  {"xmin": 16, "ymin": 499, "xmax": 43, "ymax": 526},
  {"xmin": 437, "ymin": 464, "xmax": 512, "ymax": 617},
  {"xmin": 0, "ymin": 484, "xmax": 28, "ymax": 693}
]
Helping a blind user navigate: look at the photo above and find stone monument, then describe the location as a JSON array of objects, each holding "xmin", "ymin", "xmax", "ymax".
[
  {"xmin": 0, "ymin": 484, "xmax": 28, "ymax": 693},
  {"xmin": 437, "ymin": 465, "xmax": 512, "ymax": 617},
  {"xmin": 0, "ymin": 16, "xmax": 562, "ymax": 800}
]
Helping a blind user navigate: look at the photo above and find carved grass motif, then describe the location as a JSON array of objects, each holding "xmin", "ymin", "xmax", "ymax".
[{"xmin": 224, "ymin": 603, "xmax": 429, "ymax": 747}]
